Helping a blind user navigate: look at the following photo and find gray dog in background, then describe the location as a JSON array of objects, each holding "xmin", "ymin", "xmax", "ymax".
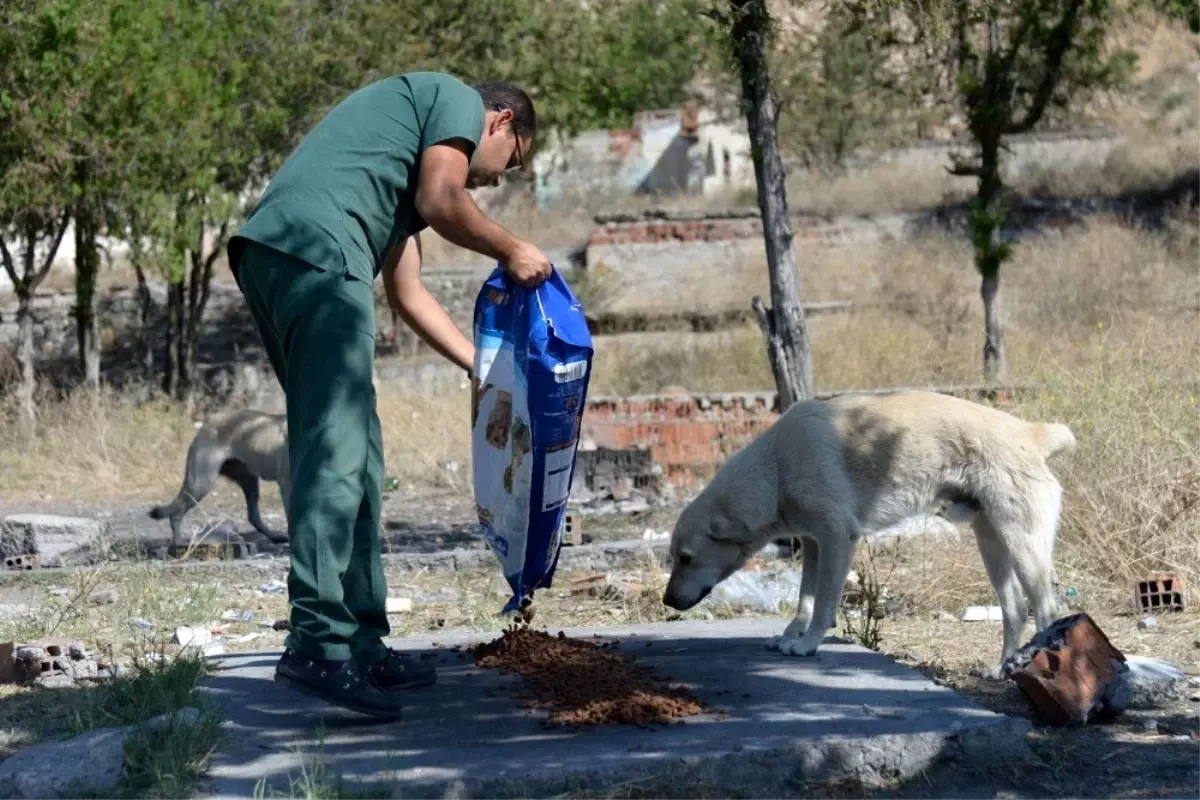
[{"xmin": 150, "ymin": 409, "xmax": 291, "ymax": 545}]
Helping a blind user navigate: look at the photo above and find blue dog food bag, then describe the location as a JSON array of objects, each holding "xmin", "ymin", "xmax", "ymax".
[{"xmin": 471, "ymin": 265, "xmax": 594, "ymax": 613}]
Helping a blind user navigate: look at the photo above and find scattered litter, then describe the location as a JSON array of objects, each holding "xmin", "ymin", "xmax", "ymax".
[
  {"xmin": 172, "ymin": 626, "xmax": 213, "ymax": 648},
  {"xmin": 934, "ymin": 611, "xmax": 958, "ymax": 622},
  {"xmin": 258, "ymin": 580, "xmax": 287, "ymax": 594},
  {"xmin": 201, "ymin": 642, "xmax": 226, "ymax": 658},
  {"xmin": 131, "ymin": 618, "xmax": 155, "ymax": 632},
  {"xmin": 1137, "ymin": 616, "xmax": 1158, "ymax": 630},
  {"xmin": 962, "ymin": 605, "xmax": 1003, "ymax": 622},
  {"xmin": 386, "ymin": 597, "xmax": 413, "ymax": 614},
  {"xmin": 641, "ymin": 528, "xmax": 669, "ymax": 542},
  {"xmin": 48, "ymin": 588, "xmax": 69, "ymax": 598},
  {"xmin": 707, "ymin": 569, "xmax": 802, "ymax": 613},
  {"xmin": 220, "ymin": 610, "xmax": 254, "ymax": 623}
]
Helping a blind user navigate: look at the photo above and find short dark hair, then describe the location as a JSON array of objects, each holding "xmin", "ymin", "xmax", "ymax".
[{"xmin": 471, "ymin": 81, "xmax": 537, "ymax": 140}]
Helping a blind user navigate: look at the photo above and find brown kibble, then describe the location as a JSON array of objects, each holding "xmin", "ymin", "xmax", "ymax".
[{"xmin": 471, "ymin": 623, "xmax": 706, "ymax": 728}]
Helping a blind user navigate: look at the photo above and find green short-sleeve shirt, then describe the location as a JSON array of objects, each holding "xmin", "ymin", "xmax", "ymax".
[{"xmin": 232, "ymin": 71, "xmax": 485, "ymax": 283}]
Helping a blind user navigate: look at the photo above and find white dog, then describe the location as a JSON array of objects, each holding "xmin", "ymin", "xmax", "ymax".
[{"xmin": 662, "ymin": 390, "xmax": 1076, "ymax": 678}]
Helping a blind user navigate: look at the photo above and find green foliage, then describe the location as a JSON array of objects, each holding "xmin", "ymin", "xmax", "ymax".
[
  {"xmin": 0, "ymin": 0, "xmax": 86, "ymax": 284},
  {"xmin": 1151, "ymin": 0, "xmax": 1200, "ymax": 32},
  {"xmin": 773, "ymin": 5, "xmax": 918, "ymax": 169},
  {"xmin": 408, "ymin": 0, "xmax": 717, "ymax": 137}
]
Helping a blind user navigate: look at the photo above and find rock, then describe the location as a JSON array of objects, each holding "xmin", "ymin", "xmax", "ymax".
[
  {"xmin": 1003, "ymin": 612, "xmax": 1130, "ymax": 726},
  {"xmin": 1116, "ymin": 656, "xmax": 1190, "ymax": 709},
  {"xmin": 0, "ymin": 708, "xmax": 201, "ymax": 798},
  {"xmin": 87, "ymin": 587, "xmax": 119, "ymax": 606},
  {"xmin": 0, "ymin": 514, "xmax": 109, "ymax": 568},
  {"xmin": 1137, "ymin": 616, "xmax": 1157, "ymax": 630}
]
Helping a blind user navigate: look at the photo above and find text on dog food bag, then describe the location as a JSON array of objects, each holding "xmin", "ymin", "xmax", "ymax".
[{"xmin": 471, "ymin": 265, "xmax": 594, "ymax": 613}]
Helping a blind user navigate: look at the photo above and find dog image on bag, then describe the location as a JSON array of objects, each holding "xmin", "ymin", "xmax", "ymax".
[
  {"xmin": 662, "ymin": 390, "xmax": 1076, "ymax": 678},
  {"xmin": 149, "ymin": 409, "xmax": 292, "ymax": 546}
]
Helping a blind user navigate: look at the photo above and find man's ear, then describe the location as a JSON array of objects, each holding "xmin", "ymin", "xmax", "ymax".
[{"xmin": 493, "ymin": 108, "xmax": 513, "ymax": 131}]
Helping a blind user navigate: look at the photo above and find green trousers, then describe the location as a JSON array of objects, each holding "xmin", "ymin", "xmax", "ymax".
[{"xmin": 233, "ymin": 238, "xmax": 389, "ymax": 662}]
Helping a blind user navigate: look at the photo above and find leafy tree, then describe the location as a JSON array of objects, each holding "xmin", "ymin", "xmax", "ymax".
[
  {"xmin": 0, "ymin": 0, "xmax": 85, "ymax": 435},
  {"xmin": 864, "ymin": 0, "xmax": 1136, "ymax": 382}
]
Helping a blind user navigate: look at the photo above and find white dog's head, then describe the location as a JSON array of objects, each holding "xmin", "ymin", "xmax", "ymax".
[{"xmin": 661, "ymin": 491, "xmax": 761, "ymax": 611}]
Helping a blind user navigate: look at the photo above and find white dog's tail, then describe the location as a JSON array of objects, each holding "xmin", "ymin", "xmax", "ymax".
[{"xmin": 1031, "ymin": 422, "xmax": 1076, "ymax": 460}]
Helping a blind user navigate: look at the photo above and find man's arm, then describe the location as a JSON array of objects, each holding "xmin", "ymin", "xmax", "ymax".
[
  {"xmin": 415, "ymin": 139, "xmax": 551, "ymax": 287},
  {"xmin": 382, "ymin": 233, "xmax": 475, "ymax": 376}
]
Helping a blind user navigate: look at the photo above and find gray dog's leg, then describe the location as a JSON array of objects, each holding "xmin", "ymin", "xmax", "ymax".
[{"xmin": 221, "ymin": 459, "xmax": 289, "ymax": 543}]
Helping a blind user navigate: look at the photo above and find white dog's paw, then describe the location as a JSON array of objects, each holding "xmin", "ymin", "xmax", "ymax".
[{"xmin": 766, "ymin": 636, "xmax": 820, "ymax": 657}]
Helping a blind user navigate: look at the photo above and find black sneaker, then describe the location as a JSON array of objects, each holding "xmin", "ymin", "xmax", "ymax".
[
  {"xmin": 274, "ymin": 648, "xmax": 404, "ymax": 720},
  {"xmin": 363, "ymin": 648, "xmax": 438, "ymax": 692}
]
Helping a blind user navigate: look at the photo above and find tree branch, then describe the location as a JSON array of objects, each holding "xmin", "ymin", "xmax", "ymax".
[
  {"xmin": 1003, "ymin": 0, "xmax": 1086, "ymax": 134},
  {"xmin": 31, "ymin": 212, "xmax": 70, "ymax": 293},
  {"xmin": 0, "ymin": 235, "xmax": 17, "ymax": 291}
]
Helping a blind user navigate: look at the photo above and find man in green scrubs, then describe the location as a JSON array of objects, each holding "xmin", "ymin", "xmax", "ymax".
[{"xmin": 227, "ymin": 73, "xmax": 551, "ymax": 719}]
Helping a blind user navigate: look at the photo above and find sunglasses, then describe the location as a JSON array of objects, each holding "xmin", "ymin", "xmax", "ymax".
[{"xmin": 507, "ymin": 122, "xmax": 526, "ymax": 173}]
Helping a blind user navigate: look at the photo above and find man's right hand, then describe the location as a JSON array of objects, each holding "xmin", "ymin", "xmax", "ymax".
[{"xmin": 502, "ymin": 240, "xmax": 553, "ymax": 287}]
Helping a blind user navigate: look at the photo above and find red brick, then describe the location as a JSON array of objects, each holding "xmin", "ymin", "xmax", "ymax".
[{"xmin": 1008, "ymin": 612, "xmax": 1127, "ymax": 726}]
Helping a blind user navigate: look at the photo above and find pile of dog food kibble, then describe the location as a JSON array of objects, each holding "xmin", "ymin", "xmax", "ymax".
[{"xmin": 471, "ymin": 624, "xmax": 706, "ymax": 728}]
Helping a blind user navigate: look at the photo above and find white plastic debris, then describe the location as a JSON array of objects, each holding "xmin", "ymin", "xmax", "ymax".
[
  {"xmin": 1137, "ymin": 616, "xmax": 1157, "ymax": 630},
  {"xmin": 220, "ymin": 610, "xmax": 254, "ymax": 623},
  {"xmin": 962, "ymin": 605, "xmax": 1003, "ymax": 622},
  {"xmin": 172, "ymin": 626, "xmax": 213, "ymax": 648},
  {"xmin": 258, "ymin": 580, "xmax": 287, "ymax": 594},
  {"xmin": 131, "ymin": 618, "xmax": 156, "ymax": 631},
  {"xmin": 707, "ymin": 570, "xmax": 803, "ymax": 613},
  {"xmin": 385, "ymin": 597, "xmax": 413, "ymax": 614},
  {"xmin": 641, "ymin": 528, "xmax": 669, "ymax": 542}
]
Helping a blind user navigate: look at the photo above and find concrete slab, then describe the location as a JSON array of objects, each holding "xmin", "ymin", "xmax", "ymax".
[{"xmin": 198, "ymin": 618, "xmax": 1033, "ymax": 799}]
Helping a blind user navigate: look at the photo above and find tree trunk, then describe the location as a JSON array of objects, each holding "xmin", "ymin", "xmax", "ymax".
[
  {"xmin": 1, "ymin": 217, "xmax": 70, "ymax": 438},
  {"xmin": 163, "ymin": 280, "xmax": 182, "ymax": 397},
  {"xmin": 973, "ymin": 136, "xmax": 1009, "ymax": 385},
  {"xmin": 980, "ymin": 273, "xmax": 1006, "ymax": 384},
  {"xmin": 15, "ymin": 289, "xmax": 37, "ymax": 439},
  {"xmin": 729, "ymin": 0, "xmax": 813, "ymax": 409},
  {"xmin": 73, "ymin": 205, "xmax": 102, "ymax": 391},
  {"xmin": 131, "ymin": 251, "xmax": 156, "ymax": 387}
]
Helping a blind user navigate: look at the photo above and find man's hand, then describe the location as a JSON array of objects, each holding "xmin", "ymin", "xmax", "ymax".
[
  {"xmin": 415, "ymin": 140, "xmax": 552, "ymax": 288},
  {"xmin": 502, "ymin": 240, "xmax": 552, "ymax": 287}
]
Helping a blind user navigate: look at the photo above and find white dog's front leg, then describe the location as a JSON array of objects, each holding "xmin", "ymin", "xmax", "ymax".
[
  {"xmin": 766, "ymin": 536, "xmax": 818, "ymax": 652},
  {"xmin": 772, "ymin": 525, "xmax": 857, "ymax": 658}
]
